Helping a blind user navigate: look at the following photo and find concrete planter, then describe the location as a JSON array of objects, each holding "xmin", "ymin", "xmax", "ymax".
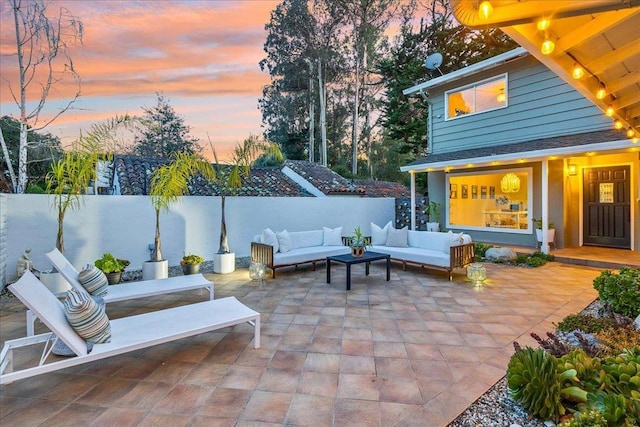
[
  {"xmin": 142, "ymin": 260, "xmax": 168, "ymax": 280},
  {"xmin": 213, "ymin": 253, "xmax": 235, "ymax": 274}
]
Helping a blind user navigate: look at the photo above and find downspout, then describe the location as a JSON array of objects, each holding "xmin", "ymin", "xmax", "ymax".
[{"xmin": 410, "ymin": 171, "xmax": 416, "ymax": 231}]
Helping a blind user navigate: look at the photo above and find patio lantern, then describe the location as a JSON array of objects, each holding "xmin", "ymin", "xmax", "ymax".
[
  {"xmin": 249, "ymin": 262, "xmax": 266, "ymax": 282},
  {"xmin": 467, "ymin": 263, "xmax": 487, "ymax": 285}
]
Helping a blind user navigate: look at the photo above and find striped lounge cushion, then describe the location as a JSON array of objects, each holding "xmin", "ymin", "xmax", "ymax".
[
  {"xmin": 62, "ymin": 290, "xmax": 111, "ymax": 343},
  {"xmin": 78, "ymin": 265, "xmax": 109, "ymax": 297}
]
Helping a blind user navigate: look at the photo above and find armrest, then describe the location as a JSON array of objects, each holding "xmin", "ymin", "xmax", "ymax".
[
  {"xmin": 450, "ymin": 242, "xmax": 475, "ymax": 269},
  {"xmin": 251, "ymin": 242, "xmax": 274, "ymax": 269}
]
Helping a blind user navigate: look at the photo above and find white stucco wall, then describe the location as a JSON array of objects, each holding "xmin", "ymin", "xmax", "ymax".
[{"xmin": 3, "ymin": 195, "xmax": 394, "ymax": 285}]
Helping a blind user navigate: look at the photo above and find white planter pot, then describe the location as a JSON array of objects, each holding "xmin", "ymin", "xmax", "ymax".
[
  {"xmin": 213, "ymin": 253, "xmax": 235, "ymax": 274},
  {"xmin": 39, "ymin": 271, "xmax": 71, "ymax": 296},
  {"xmin": 142, "ymin": 260, "xmax": 168, "ymax": 280},
  {"xmin": 535, "ymin": 228, "xmax": 556, "ymax": 243},
  {"xmin": 426, "ymin": 222, "xmax": 440, "ymax": 232}
]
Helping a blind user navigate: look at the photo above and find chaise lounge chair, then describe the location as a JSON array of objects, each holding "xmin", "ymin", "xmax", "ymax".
[
  {"xmin": 0, "ymin": 270, "xmax": 260, "ymax": 385},
  {"xmin": 23, "ymin": 248, "xmax": 215, "ymax": 336}
]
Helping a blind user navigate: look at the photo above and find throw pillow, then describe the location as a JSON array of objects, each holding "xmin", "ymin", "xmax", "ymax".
[
  {"xmin": 276, "ymin": 229, "xmax": 293, "ymax": 253},
  {"xmin": 386, "ymin": 226, "xmax": 409, "ymax": 247},
  {"xmin": 78, "ymin": 265, "xmax": 109, "ymax": 297},
  {"xmin": 323, "ymin": 226, "xmax": 343, "ymax": 246},
  {"xmin": 260, "ymin": 228, "xmax": 279, "ymax": 252},
  {"xmin": 371, "ymin": 221, "xmax": 391, "ymax": 245},
  {"xmin": 443, "ymin": 231, "xmax": 465, "ymax": 253},
  {"xmin": 62, "ymin": 290, "xmax": 111, "ymax": 344}
]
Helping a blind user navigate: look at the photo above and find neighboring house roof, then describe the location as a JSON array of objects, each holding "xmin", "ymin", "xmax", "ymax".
[
  {"xmin": 111, "ymin": 156, "xmax": 409, "ymax": 198},
  {"xmin": 401, "ymin": 128, "xmax": 629, "ymax": 172}
]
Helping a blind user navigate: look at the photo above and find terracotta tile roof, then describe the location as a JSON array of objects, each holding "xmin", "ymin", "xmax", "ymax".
[
  {"xmin": 112, "ymin": 156, "xmax": 409, "ymax": 198},
  {"xmin": 404, "ymin": 129, "xmax": 626, "ymax": 167}
]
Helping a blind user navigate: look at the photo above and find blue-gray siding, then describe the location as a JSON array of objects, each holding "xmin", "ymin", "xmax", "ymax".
[{"xmin": 430, "ymin": 57, "xmax": 611, "ymax": 154}]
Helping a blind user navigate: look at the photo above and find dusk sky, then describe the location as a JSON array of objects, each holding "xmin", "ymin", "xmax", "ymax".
[{"xmin": 0, "ymin": 0, "xmax": 282, "ymax": 160}]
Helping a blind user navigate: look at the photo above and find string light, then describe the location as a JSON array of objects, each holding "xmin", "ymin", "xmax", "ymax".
[
  {"xmin": 596, "ymin": 86, "xmax": 607, "ymax": 100},
  {"xmin": 537, "ymin": 18, "xmax": 551, "ymax": 31},
  {"xmin": 614, "ymin": 120, "xmax": 624, "ymax": 130},
  {"xmin": 572, "ymin": 64, "xmax": 585, "ymax": 79},
  {"xmin": 605, "ymin": 106, "xmax": 614, "ymax": 117},
  {"xmin": 627, "ymin": 129, "xmax": 636, "ymax": 138},
  {"xmin": 541, "ymin": 38, "xmax": 555, "ymax": 55},
  {"xmin": 478, "ymin": 1, "xmax": 493, "ymax": 19}
]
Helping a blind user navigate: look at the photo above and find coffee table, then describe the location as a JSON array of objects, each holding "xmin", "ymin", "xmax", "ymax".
[{"xmin": 326, "ymin": 251, "xmax": 391, "ymax": 290}]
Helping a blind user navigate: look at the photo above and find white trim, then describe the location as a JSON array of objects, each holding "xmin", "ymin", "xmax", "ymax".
[
  {"xmin": 401, "ymin": 138, "xmax": 631, "ymax": 172},
  {"xmin": 403, "ymin": 48, "xmax": 528, "ymax": 96},
  {"xmin": 410, "ymin": 172, "xmax": 416, "ymax": 231},
  {"xmin": 445, "ymin": 167, "xmax": 533, "ymax": 233},
  {"xmin": 444, "ymin": 73, "xmax": 508, "ymax": 121}
]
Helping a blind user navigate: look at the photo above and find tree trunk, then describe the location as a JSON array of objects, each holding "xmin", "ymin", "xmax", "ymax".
[
  {"xmin": 307, "ymin": 59, "xmax": 315, "ymax": 163},
  {"xmin": 218, "ymin": 195, "xmax": 230, "ymax": 254},
  {"xmin": 0, "ymin": 128, "xmax": 16, "ymax": 191},
  {"xmin": 56, "ymin": 207, "xmax": 64, "ymax": 254},
  {"xmin": 17, "ymin": 121, "xmax": 28, "ymax": 194},
  {"xmin": 151, "ymin": 207, "xmax": 163, "ymax": 261},
  {"xmin": 318, "ymin": 60, "xmax": 327, "ymax": 167},
  {"xmin": 351, "ymin": 40, "xmax": 360, "ymax": 176}
]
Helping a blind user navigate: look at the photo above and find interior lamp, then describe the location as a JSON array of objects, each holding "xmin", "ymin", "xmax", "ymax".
[
  {"xmin": 496, "ymin": 91, "xmax": 506, "ymax": 103},
  {"xmin": 541, "ymin": 39, "xmax": 555, "ymax": 55},
  {"xmin": 500, "ymin": 172, "xmax": 521, "ymax": 193},
  {"xmin": 478, "ymin": 1, "xmax": 493, "ymax": 20}
]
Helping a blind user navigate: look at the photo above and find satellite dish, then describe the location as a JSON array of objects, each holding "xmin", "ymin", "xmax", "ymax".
[{"xmin": 425, "ymin": 52, "xmax": 444, "ymax": 76}]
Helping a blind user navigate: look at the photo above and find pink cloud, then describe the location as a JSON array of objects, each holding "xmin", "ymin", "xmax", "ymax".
[{"xmin": 0, "ymin": 0, "xmax": 280, "ymax": 160}]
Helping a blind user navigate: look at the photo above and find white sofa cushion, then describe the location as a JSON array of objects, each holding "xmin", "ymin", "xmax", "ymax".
[
  {"xmin": 323, "ymin": 226, "xmax": 343, "ymax": 246},
  {"xmin": 276, "ymin": 230, "xmax": 293, "ymax": 253},
  {"xmin": 290, "ymin": 230, "xmax": 324, "ymax": 249},
  {"xmin": 371, "ymin": 221, "xmax": 391, "ymax": 245},
  {"xmin": 370, "ymin": 245, "xmax": 450, "ymax": 268},
  {"xmin": 274, "ymin": 245, "xmax": 350, "ymax": 266},
  {"xmin": 260, "ymin": 228, "xmax": 279, "ymax": 252},
  {"xmin": 386, "ymin": 226, "xmax": 408, "ymax": 247}
]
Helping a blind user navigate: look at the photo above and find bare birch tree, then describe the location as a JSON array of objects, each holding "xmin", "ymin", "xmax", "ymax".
[{"xmin": 2, "ymin": 0, "xmax": 83, "ymax": 193}]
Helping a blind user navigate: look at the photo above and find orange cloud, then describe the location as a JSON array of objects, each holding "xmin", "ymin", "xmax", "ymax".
[{"xmin": 0, "ymin": 0, "xmax": 280, "ymax": 160}]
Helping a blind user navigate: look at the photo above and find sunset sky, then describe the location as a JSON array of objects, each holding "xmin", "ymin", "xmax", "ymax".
[{"xmin": 0, "ymin": 0, "xmax": 282, "ymax": 160}]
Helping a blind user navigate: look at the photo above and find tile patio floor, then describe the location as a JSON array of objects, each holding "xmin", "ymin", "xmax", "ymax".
[{"xmin": 0, "ymin": 261, "xmax": 604, "ymax": 426}]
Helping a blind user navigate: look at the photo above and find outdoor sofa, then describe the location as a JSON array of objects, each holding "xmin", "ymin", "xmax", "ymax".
[{"xmin": 251, "ymin": 223, "xmax": 475, "ymax": 280}]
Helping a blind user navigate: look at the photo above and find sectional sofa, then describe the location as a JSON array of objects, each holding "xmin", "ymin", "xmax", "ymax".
[{"xmin": 250, "ymin": 224, "xmax": 475, "ymax": 280}]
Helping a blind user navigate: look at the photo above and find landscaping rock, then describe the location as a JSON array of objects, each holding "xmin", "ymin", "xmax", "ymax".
[
  {"xmin": 485, "ymin": 247, "xmax": 518, "ymax": 262},
  {"xmin": 634, "ymin": 314, "xmax": 640, "ymax": 331}
]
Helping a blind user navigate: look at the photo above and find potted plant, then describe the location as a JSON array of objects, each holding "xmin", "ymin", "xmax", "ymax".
[
  {"xmin": 146, "ymin": 151, "xmax": 216, "ymax": 280},
  {"xmin": 532, "ymin": 218, "xmax": 556, "ymax": 245},
  {"xmin": 94, "ymin": 253, "xmax": 130, "ymax": 285},
  {"xmin": 209, "ymin": 135, "xmax": 283, "ymax": 273},
  {"xmin": 424, "ymin": 201, "xmax": 441, "ymax": 232},
  {"xmin": 349, "ymin": 226, "xmax": 370, "ymax": 257},
  {"xmin": 180, "ymin": 254, "xmax": 204, "ymax": 275},
  {"xmin": 43, "ymin": 116, "xmax": 131, "ymax": 293}
]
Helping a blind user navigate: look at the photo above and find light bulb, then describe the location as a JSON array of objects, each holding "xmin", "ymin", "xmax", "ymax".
[
  {"xmin": 541, "ymin": 39, "xmax": 555, "ymax": 55},
  {"xmin": 614, "ymin": 120, "xmax": 623, "ymax": 130},
  {"xmin": 596, "ymin": 87, "xmax": 606, "ymax": 99},
  {"xmin": 479, "ymin": 1, "xmax": 493, "ymax": 20},
  {"xmin": 627, "ymin": 129, "xmax": 636, "ymax": 138},
  {"xmin": 605, "ymin": 106, "xmax": 614, "ymax": 116},
  {"xmin": 572, "ymin": 65, "xmax": 585, "ymax": 79},
  {"xmin": 537, "ymin": 19, "xmax": 551, "ymax": 31}
]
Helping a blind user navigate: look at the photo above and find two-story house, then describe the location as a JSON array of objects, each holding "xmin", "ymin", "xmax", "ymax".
[{"xmin": 402, "ymin": 47, "xmax": 639, "ymax": 254}]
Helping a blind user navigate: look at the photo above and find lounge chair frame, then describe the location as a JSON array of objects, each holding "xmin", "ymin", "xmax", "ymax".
[
  {"xmin": 1, "ymin": 271, "xmax": 260, "ymax": 385},
  {"xmin": 23, "ymin": 249, "xmax": 215, "ymax": 336}
]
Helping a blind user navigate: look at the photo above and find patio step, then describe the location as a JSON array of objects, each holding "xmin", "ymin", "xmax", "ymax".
[{"xmin": 551, "ymin": 254, "xmax": 640, "ymax": 270}]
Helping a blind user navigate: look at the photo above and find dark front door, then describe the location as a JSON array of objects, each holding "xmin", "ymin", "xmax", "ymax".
[{"xmin": 583, "ymin": 165, "xmax": 631, "ymax": 248}]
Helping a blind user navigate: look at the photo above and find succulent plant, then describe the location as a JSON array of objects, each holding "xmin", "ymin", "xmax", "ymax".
[
  {"xmin": 558, "ymin": 409, "xmax": 607, "ymax": 427},
  {"xmin": 556, "ymin": 314, "xmax": 616, "ymax": 334},
  {"xmin": 592, "ymin": 268, "xmax": 640, "ymax": 318}
]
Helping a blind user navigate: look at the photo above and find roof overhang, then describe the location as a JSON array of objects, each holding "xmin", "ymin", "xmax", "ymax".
[
  {"xmin": 402, "ymin": 47, "xmax": 529, "ymax": 96},
  {"xmin": 400, "ymin": 137, "xmax": 637, "ymax": 173},
  {"xmin": 450, "ymin": 0, "xmax": 640, "ymax": 138}
]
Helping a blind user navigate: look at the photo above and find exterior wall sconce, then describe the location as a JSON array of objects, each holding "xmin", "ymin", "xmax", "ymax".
[{"xmin": 567, "ymin": 164, "xmax": 577, "ymax": 176}]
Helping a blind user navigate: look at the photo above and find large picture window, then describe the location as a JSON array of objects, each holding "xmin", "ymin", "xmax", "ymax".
[
  {"xmin": 447, "ymin": 168, "xmax": 532, "ymax": 233},
  {"xmin": 446, "ymin": 74, "xmax": 507, "ymax": 120}
]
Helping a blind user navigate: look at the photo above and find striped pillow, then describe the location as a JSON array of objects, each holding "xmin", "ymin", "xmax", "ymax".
[
  {"xmin": 78, "ymin": 265, "xmax": 109, "ymax": 297},
  {"xmin": 62, "ymin": 290, "xmax": 111, "ymax": 344}
]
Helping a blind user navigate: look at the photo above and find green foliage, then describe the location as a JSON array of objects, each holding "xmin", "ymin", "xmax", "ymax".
[
  {"xmin": 532, "ymin": 218, "xmax": 556, "ymax": 229},
  {"xmin": 592, "ymin": 268, "xmax": 640, "ymax": 318},
  {"xmin": 474, "ymin": 243, "xmax": 494, "ymax": 260},
  {"xmin": 514, "ymin": 251, "xmax": 554, "ymax": 267},
  {"xmin": 556, "ymin": 314, "xmax": 616, "ymax": 334},
  {"xmin": 181, "ymin": 254, "xmax": 204, "ymax": 265},
  {"xmin": 507, "ymin": 347, "xmax": 571, "ymax": 421},
  {"xmin": 25, "ymin": 183, "xmax": 45, "ymax": 194},
  {"xmin": 133, "ymin": 93, "xmax": 201, "ymax": 158},
  {"xmin": 349, "ymin": 226, "xmax": 370, "ymax": 249},
  {"xmin": 94, "ymin": 253, "xmax": 128, "ymax": 274},
  {"xmin": 558, "ymin": 410, "xmax": 607, "ymax": 427},
  {"xmin": 46, "ymin": 116, "xmax": 131, "ymax": 253},
  {"xmin": 424, "ymin": 201, "xmax": 441, "ymax": 223},
  {"xmin": 596, "ymin": 327, "xmax": 640, "ymax": 358}
]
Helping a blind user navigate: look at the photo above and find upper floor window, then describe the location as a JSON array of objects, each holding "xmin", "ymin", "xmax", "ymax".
[{"xmin": 445, "ymin": 74, "xmax": 507, "ymax": 120}]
